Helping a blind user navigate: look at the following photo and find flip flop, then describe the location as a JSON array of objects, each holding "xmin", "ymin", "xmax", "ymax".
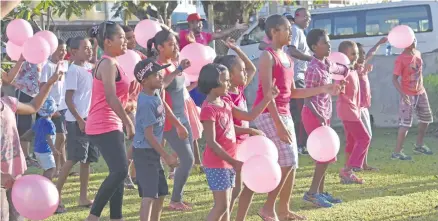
[
  {"xmin": 278, "ymin": 213, "xmax": 307, "ymax": 221},
  {"xmin": 168, "ymin": 202, "xmax": 192, "ymax": 211},
  {"xmin": 257, "ymin": 211, "xmax": 278, "ymax": 221}
]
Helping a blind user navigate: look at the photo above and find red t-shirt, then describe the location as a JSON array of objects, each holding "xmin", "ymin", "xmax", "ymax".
[
  {"xmin": 179, "ymin": 30, "xmax": 213, "ymax": 50},
  {"xmin": 200, "ymin": 97, "xmax": 237, "ymax": 168},
  {"xmin": 393, "ymin": 52, "xmax": 425, "ymax": 96},
  {"xmin": 226, "ymin": 86, "xmax": 249, "ymax": 143}
]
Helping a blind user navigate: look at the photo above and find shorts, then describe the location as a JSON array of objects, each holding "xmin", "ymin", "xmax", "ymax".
[
  {"xmin": 254, "ymin": 113, "xmax": 298, "ymax": 168},
  {"xmin": 398, "ymin": 92, "xmax": 433, "ymax": 127},
  {"xmin": 66, "ymin": 120, "xmax": 99, "ymax": 163},
  {"xmin": 360, "ymin": 108, "xmax": 372, "ymax": 137},
  {"xmin": 301, "ymin": 107, "xmax": 335, "ymax": 164},
  {"xmin": 34, "ymin": 152, "xmax": 56, "ymax": 171},
  {"xmin": 36, "ymin": 109, "xmax": 67, "ymax": 133},
  {"xmin": 133, "ymin": 148, "xmax": 168, "ymax": 198},
  {"xmin": 204, "ymin": 168, "xmax": 236, "ymax": 191},
  {"xmin": 15, "ymin": 90, "xmax": 33, "ymax": 136}
]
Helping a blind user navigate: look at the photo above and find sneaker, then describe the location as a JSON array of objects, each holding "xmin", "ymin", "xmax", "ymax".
[
  {"xmin": 339, "ymin": 169, "xmax": 364, "ymax": 184},
  {"xmin": 391, "ymin": 152, "xmax": 412, "ymax": 160},
  {"xmin": 303, "ymin": 192, "xmax": 333, "ymax": 208},
  {"xmin": 26, "ymin": 156, "xmax": 41, "ymax": 168},
  {"xmin": 298, "ymin": 146, "xmax": 309, "ymax": 155},
  {"xmin": 321, "ymin": 192, "xmax": 342, "ymax": 204},
  {"xmin": 124, "ymin": 176, "xmax": 136, "ymax": 189},
  {"xmin": 413, "ymin": 144, "xmax": 433, "ymax": 155}
]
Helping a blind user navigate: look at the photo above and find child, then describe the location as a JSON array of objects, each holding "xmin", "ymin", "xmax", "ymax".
[
  {"xmin": 354, "ymin": 37, "xmax": 388, "ymax": 171},
  {"xmin": 199, "ymin": 63, "xmax": 278, "ymax": 221},
  {"xmin": 337, "ymin": 40, "xmax": 371, "ymax": 184},
  {"xmin": 1, "ymin": 65, "xmax": 62, "ymax": 221},
  {"xmin": 146, "ymin": 30, "xmax": 194, "ymax": 211},
  {"xmin": 21, "ymin": 97, "xmax": 58, "ymax": 180},
  {"xmin": 301, "ymin": 29, "xmax": 348, "ymax": 207},
  {"xmin": 250, "ymin": 16, "xmax": 341, "ymax": 221},
  {"xmin": 40, "ymin": 38, "xmax": 68, "ymax": 177},
  {"xmin": 55, "ymin": 36, "xmax": 96, "ymax": 213},
  {"xmin": 132, "ymin": 58, "xmax": 188, "ymax": 221},
  {"xmin": 213, "ymin": 37, "xmax": 265, "ymax": 216},
  {"xmin": 392, "ymin": 38, "xmax": 433, "ymax": 160}
]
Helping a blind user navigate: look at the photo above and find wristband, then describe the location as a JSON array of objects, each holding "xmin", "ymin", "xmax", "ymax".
[{"xmin": 177, "ymin": 65, "xmax": 184, "ymax": 72}]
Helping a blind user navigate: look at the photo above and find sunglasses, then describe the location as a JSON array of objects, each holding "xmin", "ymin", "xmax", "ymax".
[{"xmin": 101, "ymin": 20, "xmax": 116, "ymax": 39}]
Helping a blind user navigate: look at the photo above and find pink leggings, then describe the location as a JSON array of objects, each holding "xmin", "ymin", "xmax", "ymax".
[{"xmin": 343, "ymin": 120, "xmax": 371, "ymax": 168}]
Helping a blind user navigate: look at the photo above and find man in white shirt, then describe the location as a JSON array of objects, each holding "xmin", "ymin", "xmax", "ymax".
[
  {"xmin": 286, "ymin": 8, "xmax": 313, "ymax": 155},
  {"xmin": 40, "ymin": 38, "xmax": 68, "ymax": 173},
  {"xmin": 55, "ymin": 36, "xmax": 97, "ymax": 213}
]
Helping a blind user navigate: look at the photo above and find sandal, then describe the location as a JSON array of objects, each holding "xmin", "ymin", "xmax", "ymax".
[
  {"xmin": 278, "ymin": 212, "xmax": 307, "ymax": 221},
  {"xmin": 168, "ymin": 202, "xmax": 192, "ymax": 211},
  {"xmin": 258, "ymin": 210, "xmax": 278, "ymax": 221},
  {"xmin": 55, "ymin": 204, "xmax": 67, "ymax": 214}
]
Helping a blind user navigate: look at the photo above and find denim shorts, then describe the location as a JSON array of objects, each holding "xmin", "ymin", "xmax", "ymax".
[{"xmin": 204, "ymin": 168, "xmax": 236, "ymax": 191}]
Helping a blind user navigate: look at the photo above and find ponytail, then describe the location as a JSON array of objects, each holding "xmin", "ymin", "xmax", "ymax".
[{"xmin": 146, "ymin": 37, "xmax": 157, "ymax": 57}]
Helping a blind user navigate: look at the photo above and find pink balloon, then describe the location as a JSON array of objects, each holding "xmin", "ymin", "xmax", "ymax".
[
  {"xmin": 205, "ymin": 46, "xmax": 217, "ymax": 61},
  {"xmin": 236, "ymin": 135, "xmax": 278, "ymax": 162},
  {"xmin": 35, "ymin": 31, "xmax": 58, "ymax": 54},
  {"xmin": 242, "ymin": 155, "xmax": 282, "ymax": 193},
  {"xmin": 135, "ymin": 19, "xmax": 162, "ymax": 48},
  {"xmin": 6, "ymin": 19, "xmax": 33, "ymax": 46},
  {"xmin": 6, "ymin": 41, "xmax": 22, "ymax": 61},
  {"xmin": 328, "ymin": 52, "xmax": 350, "ymax": 66},
  {"xmin": 116, "ymin": 49, "xmax": 142, "ymax": 81},
  {"xmin": 11, "ymin": 175, "xmax": 59, "ymax": 220},
  {"xmin": 306, "ymin": 126, "xmax": 340, "ymax": 162},
  {"xmin": 180, "ymin": 43, "xmax": 213, "ymax": 79},
  {"xmin": 22, "ymin": 36, "xmax": 50, "ymax": 64},
  {"xmin": 388, "ymin": 25, "xmax": 415, "ymax": 49},
  {"xmin": 184, "ymin": 72, "xmax": 199, "ymax": 82}
]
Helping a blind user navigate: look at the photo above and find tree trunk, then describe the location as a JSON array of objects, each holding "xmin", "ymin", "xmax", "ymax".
[
  {"xmin": 40, "ymin": 14, "xmax": 45, "ymax": 30},
  {"xmin": 46, "ymin": 7, "xmax": 51, "ymax": 30}
]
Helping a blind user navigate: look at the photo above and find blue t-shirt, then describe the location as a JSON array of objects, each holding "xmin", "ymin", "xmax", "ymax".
[
  {"xmin": 133, "ymin": 91, "xmax": 165, "ymax": 149},
  {"xmin": 189, "ymin": 87, "xmax": 206, "ymax": 107},
  {"xmin": 33, "ymin": 118, "xmax": 56, "ymax": 153}
]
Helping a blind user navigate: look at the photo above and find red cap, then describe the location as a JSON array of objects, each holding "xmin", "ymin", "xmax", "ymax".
[{"xmin": 187, "ymin": 13, "xmax": 205, "ymax": 22}]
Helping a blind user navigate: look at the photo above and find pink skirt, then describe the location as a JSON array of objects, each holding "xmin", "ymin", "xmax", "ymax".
[{"xmin": 184, "ymin": 97, "xmax": 203, "ymax": 140}]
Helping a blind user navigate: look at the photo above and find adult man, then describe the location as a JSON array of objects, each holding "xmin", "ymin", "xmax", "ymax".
[{"xmin": 286, "ymin": 8, "xmax": 313, "ymax": 155}]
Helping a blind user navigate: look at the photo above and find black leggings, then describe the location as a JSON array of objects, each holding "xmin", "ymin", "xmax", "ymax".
[{"xmin": 88, "ymin": 130, "xmax": 128, "ymax": 219}]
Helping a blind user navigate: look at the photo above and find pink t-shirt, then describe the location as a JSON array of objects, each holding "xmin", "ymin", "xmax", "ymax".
[
  {"xmin": 200, "ymin": 97, "xmax": 237, "ymax": 169},
  {"xmin": 179, "ymin": 30, "xmax": 213, "ymax": 50},
  {"xmin": 253, "ymin": 48, "xmax": 294, "ymax": 115},
  {"xmin": 227, "ymin": 86, "xmax": 249, "ymax": 143},
  {"xmin": 336, "ymin": 70, "xmax": 361, "ymax": 121},
  {"xmin": 85, "ymin": 55, "xmax": 131, "ymax": 135},
  {"xmin": 1, "ymin": 96, "xmax": 27, "ymax": 178},
  {"xmin": 357, "ymin": 64, "xmax": 371, "ymax": 108}
]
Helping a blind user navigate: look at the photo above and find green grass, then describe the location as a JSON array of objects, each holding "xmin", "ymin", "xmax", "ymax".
[{"xmin": 28, "ymin": 126, "xmax": 438, "ymax": 221}]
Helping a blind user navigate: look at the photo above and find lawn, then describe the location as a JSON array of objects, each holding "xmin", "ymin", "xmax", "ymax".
[{"xmin": 27, "ymin": 126, "xmax": 438, "ymax": 221}]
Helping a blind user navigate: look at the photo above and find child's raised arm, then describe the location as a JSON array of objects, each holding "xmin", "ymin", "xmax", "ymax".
[
  {"xmin": 203, "ymin": 120, "xmax": 242, "ymax": 170},
  {"xmin": 16, "ymin": 67, "xmax": 62, "ymax": 115},
  {"xmin": 1, "ymin": 55, "xmax": 24, "ymax": 84},
  {"xmin": 223, "ymin": 38, "xmax": 257, "ymax": 88},
  {"xmin": 366, "ymin": 37, "xmax": 388, "ymax": 63}
]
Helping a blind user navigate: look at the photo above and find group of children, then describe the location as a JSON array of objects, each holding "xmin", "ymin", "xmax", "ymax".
[{"xmin": 0, "ymin": 11, "xmax": 433, "ymax": 221}]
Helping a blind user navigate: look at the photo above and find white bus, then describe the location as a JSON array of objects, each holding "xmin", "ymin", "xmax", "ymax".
[{"xmin": 232, "ymin": 1, "xmax": 438, "ymax": 59}]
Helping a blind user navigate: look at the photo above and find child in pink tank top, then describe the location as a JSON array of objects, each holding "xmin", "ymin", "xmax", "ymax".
[{"xmin": 248, "ymin": 15, "xmax": 342, "ymax": 221}]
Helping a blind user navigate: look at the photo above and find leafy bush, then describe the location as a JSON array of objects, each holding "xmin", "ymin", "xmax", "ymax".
[{"xmin": 423, "ymin": 73, "xmax": 438, "ymax": 118}]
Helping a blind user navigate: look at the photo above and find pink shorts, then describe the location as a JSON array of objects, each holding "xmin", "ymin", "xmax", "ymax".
[{"xmin": 301, "ymin": 107, "xmax": 336, "ymax": 164}]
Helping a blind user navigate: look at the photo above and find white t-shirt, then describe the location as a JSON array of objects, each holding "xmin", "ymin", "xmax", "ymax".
[
  {"xmin": 64, "ymin": 63, "xmax": 94, "ymax": 122},
  {"xmin": 289, "ymin": 24, "xmax": 311, "ymax": 81},
  {"xmin": 40, "ymin": 61, "xmax": 66, "ymax": 108}
]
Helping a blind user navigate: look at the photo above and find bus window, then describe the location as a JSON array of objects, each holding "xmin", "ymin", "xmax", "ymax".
[
  {"xmin": 334, "ymin": 16, "xmax": 358, "ymax": 36},
  {"xmin": 365, "ymin": 5, "xmax": 432, "ymax": 36},
  {"xmin": 313, "ymin": 18, "xmax": 332, "ymax": 35}
]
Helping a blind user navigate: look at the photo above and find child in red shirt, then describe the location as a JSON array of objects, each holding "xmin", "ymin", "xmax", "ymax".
[
  {"xmin": 198, "ymin": 63, "xmax": 277, "ymax": 221},
  {"xmin": 337, "ymin": 41, "xmax": 371, "ymax": 184},
  {"xmin": 392, "ymin": 38, "xmax": 433, "ymax": 160}
]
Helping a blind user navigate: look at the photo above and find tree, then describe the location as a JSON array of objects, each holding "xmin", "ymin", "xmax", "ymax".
[
  {"xmin": 111, "ymin": 1, "xmax": 178, "ymax": 24},
  {"xmin": 201, "ymin": 1, "xmax": 266, "ymax": 25}
]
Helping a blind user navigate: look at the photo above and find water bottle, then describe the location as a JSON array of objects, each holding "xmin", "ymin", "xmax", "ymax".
[{"xmin": 386, "ymin": 43, "xmax": 392, "ymax": 56}]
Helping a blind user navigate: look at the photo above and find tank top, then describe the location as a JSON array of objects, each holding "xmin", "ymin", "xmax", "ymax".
[
  {"xmin": 158, "ymin": 61, "xmax": 189, "ymax": 132},
  {"xmin": 253, "ymin": 48, "xmax": 294, "ymax": 115},
  {"xmin": 85, "ymin": 55, "xmax": 131, "ymax": 135}
]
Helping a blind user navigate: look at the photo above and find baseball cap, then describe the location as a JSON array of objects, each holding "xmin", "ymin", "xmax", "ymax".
[
  {"xmin": 134, "ymin": 58, "xmax": 171, "ymax": 83},
  {"xmin": 38, "ymin": 96, "xmax": 57, "ymax": 117},
  {"xmin": 187, "ymin": 13, "xmax": 205, "ymax": 22},
  {"xmin": 283, "ymin": 12, "xmax": 294, "ymax": 21}
]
